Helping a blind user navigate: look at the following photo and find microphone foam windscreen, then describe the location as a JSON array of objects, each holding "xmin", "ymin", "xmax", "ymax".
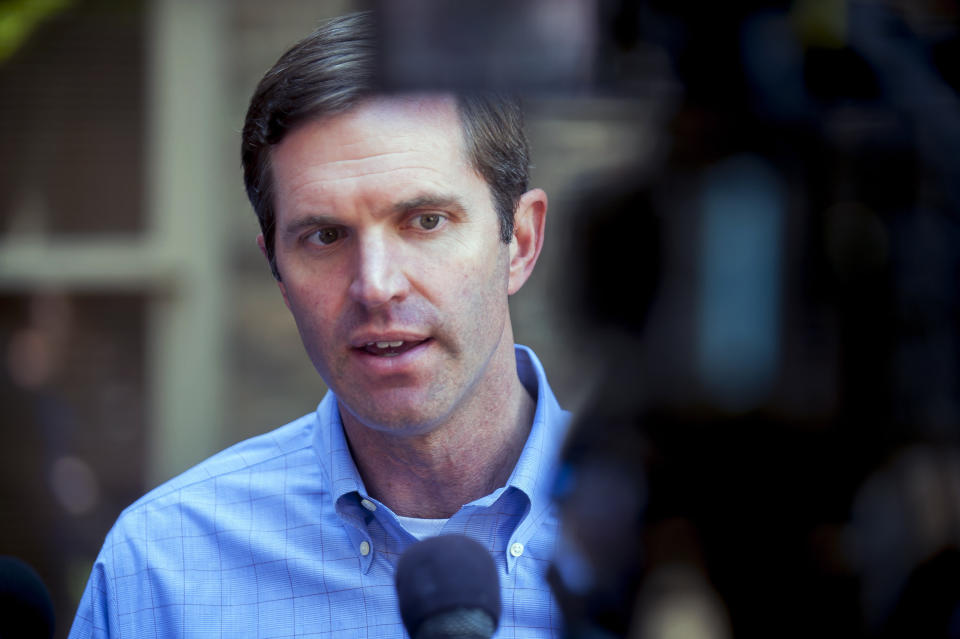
[{"xmin": 395, "ymin": 535, "xmax": 501, "ymax": 639}]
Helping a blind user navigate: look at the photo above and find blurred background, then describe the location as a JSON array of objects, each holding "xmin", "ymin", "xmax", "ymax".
[{"xmin": 0, "ymin": 0, "xmax": 958, "ymax": 637}]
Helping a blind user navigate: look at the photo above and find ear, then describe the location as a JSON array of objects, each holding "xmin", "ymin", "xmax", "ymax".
[
  {"xmin": 257, "ymin": 234, "xmax": 291, "ymax": 309},
  {"xmin": 508, "ymin": 188, "xmax": 548, "ymax": 295}
]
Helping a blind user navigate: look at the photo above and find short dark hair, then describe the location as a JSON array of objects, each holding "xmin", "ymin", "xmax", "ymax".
[{"xmin": 241, "ymin": 11, "xmax": 530, "ymax": 280}]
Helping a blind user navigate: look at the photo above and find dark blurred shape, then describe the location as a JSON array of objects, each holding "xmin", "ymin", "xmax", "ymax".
[
  {"xmin": 639, "ymin": 409, "xmax": 863, "ymax": 638},
  {"xmin": 803, "ymin": 46, "xmax": 880, "ymax": 102},
  {"xmin": 882, "ymin": 548, "xmax": 960, "ymax": 639},
  {"xmin": 545, "ymin": 1, "xmax": 960, "ymax": 637},
  {"xmin": 395, "ymin": 535, "xmax": 501, "ymax": 639},
  {"xmin": 549, "ymin": 411, "xmax": 648, "ymax": 638},
  {"xmin": 569, "ymin": 177, "xmax": 660, "ymax": 335},
  {"xmin": 850, "ymin": 445, "xmax": 960, "ymax": 636},
  {"xmin": 0, "ymin": 555, "xmax": 55, "ymax": 639},
  {"xmin": 375, "ymin": 0, "xmax": 598, "ymax": 94},
  {"xmin": 552, "ymin": 400, "xmax": 866, "ymax": 637},
  {"xmin": 374, "ymin": 0, "xmax": 683, "ymax": 99}
]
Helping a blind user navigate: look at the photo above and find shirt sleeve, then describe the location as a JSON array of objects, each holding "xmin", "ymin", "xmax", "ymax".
[{"xmin": 68, "ymin": 544, "xmax": 118, "ymax": 638}]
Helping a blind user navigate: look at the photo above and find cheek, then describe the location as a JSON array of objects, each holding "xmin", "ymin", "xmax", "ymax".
[
  {"xmin": 449, "ymin": 249, "xmax": 510, "ymax": 325},
  {"xmin": 432, "ymin": 242, "xmax": 494, "ymax": 292},
  {"xmin": 284, "ymin": 281, "xmax": 338, "ymax": 339},
  {"xmin": 280, "ymin": 253, "xmax": 350, "ymax": 314}
]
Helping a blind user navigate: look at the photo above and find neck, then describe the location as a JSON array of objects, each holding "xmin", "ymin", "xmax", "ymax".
[{"xmin": 340, "ymin": 342, "xmax": 536, "ymax": 519}]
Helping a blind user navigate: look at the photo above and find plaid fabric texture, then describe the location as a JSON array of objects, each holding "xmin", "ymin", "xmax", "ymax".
[{"xmin": 69, "ymin": 346, "xmax": 570, "ymax": 638}]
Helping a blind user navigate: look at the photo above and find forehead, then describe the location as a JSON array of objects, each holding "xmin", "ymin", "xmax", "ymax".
[{"xmin": 270, "ymin": 95, "xmax": 478, "ymax": 210}]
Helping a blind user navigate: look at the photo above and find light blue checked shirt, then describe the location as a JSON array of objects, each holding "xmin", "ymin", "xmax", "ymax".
[{"xmin": 69, "ymin": 345, "xmax": 570, "ymax": 638}]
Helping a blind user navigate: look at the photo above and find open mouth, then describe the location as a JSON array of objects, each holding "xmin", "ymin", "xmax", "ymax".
[{"xmin": 359, "ymin": 339, "xmax": 428, "ymax": 357}]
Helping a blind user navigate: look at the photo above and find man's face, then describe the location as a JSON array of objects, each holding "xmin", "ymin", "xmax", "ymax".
[{"xmin": 267, "ymin": 96, "xmax": 521, "ymax": 434}]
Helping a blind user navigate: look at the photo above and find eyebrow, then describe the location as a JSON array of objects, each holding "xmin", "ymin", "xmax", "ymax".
[{"xmin": 392, "ymin": 193, "xmax": 468, "ymax": 215}]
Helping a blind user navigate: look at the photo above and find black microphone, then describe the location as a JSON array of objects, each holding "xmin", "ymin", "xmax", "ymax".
[
  {"xmin": 0, "ymin": 555, "xmax": 55, "ymax": 639},
  {"xmin": 395, "ymin": 535, "xmax": 501, "ymax": 639}
]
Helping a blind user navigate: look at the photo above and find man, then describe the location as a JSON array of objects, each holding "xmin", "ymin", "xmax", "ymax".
[{"xmin": 70, "ymin": 11, "xmax": 568, "ymax": 638}]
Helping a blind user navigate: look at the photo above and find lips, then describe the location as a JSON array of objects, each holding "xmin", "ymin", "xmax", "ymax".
[
  {"xmin": 361, "ymin": 339, "xmax": 426, "ymax": 357},
  {"xmin": 349, "ymin": 330, "xmax": 433, "ymax": 359}
]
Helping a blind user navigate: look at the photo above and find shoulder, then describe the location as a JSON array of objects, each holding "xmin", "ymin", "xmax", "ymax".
[
  {"xmin": 139, "ymin": 412, "xmax": 318, "ymax": 505},
  {"xmin": 105, "ymin": 411, "xmax": 324, "ymax": 545},
  {"xmin": 69, "ymin": 409, "xmax": 345, "ymax": 637}
]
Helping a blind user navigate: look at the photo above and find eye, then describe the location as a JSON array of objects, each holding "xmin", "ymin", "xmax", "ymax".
[
  {"xmin": 413, "ymin": 213, "xmax": 445, "ymax": 231},
  {"xmin": 307, "ymin": 227, "xmax": 345, "ymax": 245}
]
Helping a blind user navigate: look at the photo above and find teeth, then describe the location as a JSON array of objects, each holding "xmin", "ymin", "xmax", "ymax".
[{"xmin": 374, "ymin": 340, "xmax": 404, "ymax": 349}]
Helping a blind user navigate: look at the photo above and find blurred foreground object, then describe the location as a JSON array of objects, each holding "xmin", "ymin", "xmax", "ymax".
[
  {"xmin": 547, "ymin": 0, "xmax": 960, "ymax": 636},
  {"xmin": 376, "ymin": 0, "xmax": 598, "ymax": 93},
  {"xmin": 0, "ymin": 555, "xmax": 55, "ymax": 639}
]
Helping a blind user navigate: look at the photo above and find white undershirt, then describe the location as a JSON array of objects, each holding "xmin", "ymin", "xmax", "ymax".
[{"xmin": 396, "ymin": 515, "xmax": 448, "ymax": 540}]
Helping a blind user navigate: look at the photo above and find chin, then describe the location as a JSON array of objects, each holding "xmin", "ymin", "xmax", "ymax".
[{"xmin": 342, "ymin": 394, "xmax": 451, "ymax": 436}]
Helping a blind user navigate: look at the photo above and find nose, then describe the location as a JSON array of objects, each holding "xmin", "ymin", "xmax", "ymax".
[{"xmin": 348, "ymin": 233, "xmax": 410, "ymax": 307}]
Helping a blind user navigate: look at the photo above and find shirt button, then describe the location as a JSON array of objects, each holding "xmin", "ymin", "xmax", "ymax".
[
  {"xmin": 360, "ymin": 541, "xmax": 371, "ymax": 556},
  {"xmin": 360, "ymin": 498, "xmax": 377, "ymax": 512},
  {"xmin": 510, "ymin": 542, "xmax": 524, "ymax": 558}
]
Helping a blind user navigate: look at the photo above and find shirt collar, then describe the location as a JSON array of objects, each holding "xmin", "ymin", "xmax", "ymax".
[
  {"xmin": 504, "ymin": 344, "xmax": 570, "ymax": 528},
  {"xmin": 311, "ymin": 345, "xmax": 570, "ymax": 513},
  {"xmin": 312, "ymin": 392, "xmax": 366, "ymax": 503}
]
